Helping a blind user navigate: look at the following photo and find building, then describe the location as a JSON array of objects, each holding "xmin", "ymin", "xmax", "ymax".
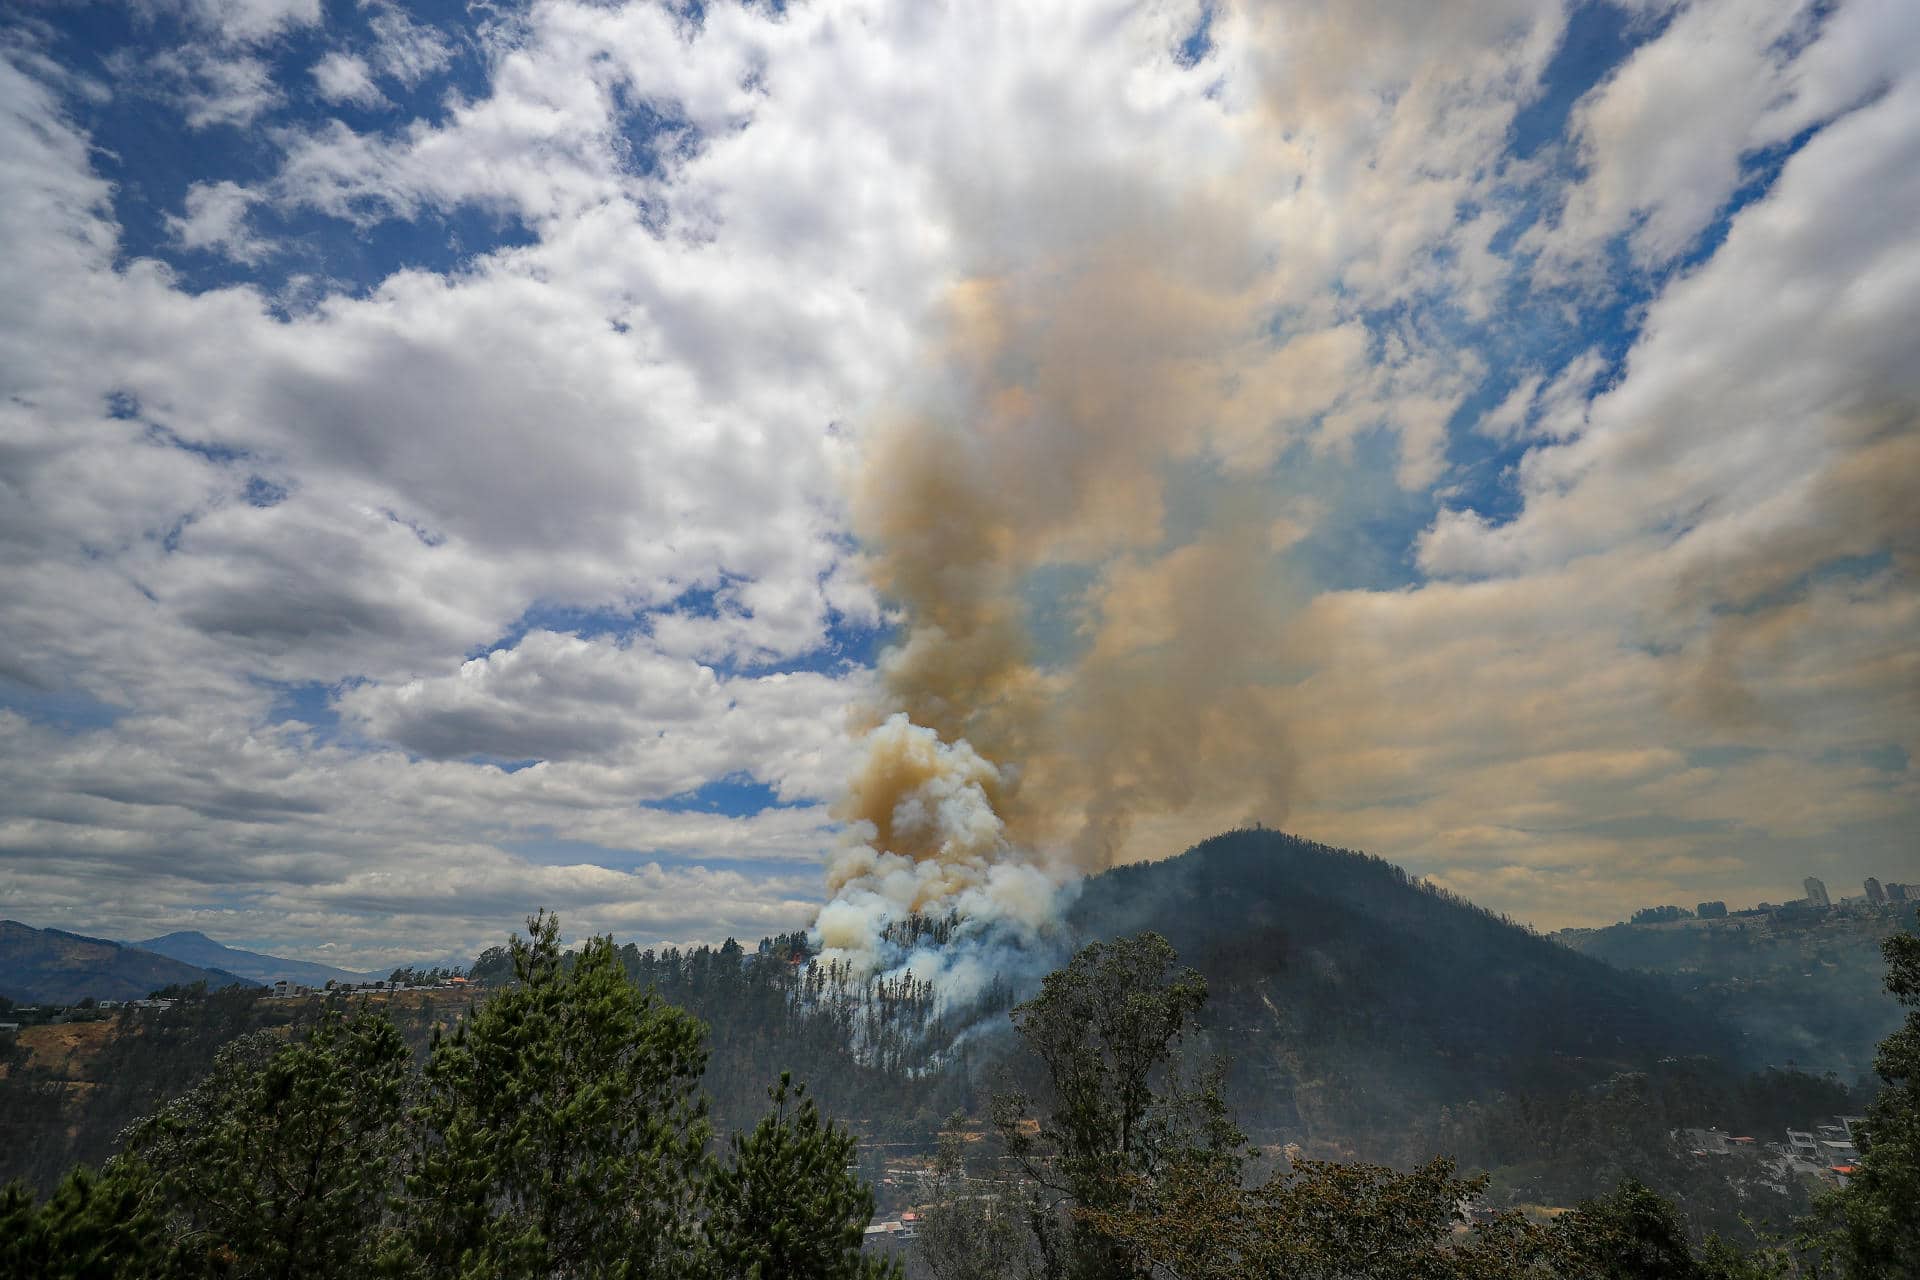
[
  {"xmin": 1697, "ymin": 900, "xmax": 1728, "ymax": 919},
  {"xmin": 1864, "ymin": 877, "xmax": 1885, "ymax": 905},
  {"xmin": 1804, "ymin": 877, "xmax": 1831, "ymax": 909},
  {"xmin": 1889, "ymin": 883, "xmax": 1910, "ymax": 902}
]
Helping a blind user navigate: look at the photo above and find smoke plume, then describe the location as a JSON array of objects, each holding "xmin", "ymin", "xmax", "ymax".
[{"xmin": 815, "ymin": 243, "xmax": 1318, "ymax": 991}]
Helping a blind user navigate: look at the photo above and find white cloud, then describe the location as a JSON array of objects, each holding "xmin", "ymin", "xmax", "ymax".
[
  {"xmin": 179, "ymin": 0, "xmax": 322, "ymax": 47},
  {"xmin": 0, "ymin": 0, "xmax": 1912, "ymax": 958},
  {"xmin": 167, "ymin": 179, "xmax": 271, "ymax": 262},
  {"xmin": 138, "ymin": 46, "xmax": 284, "ymax": 128},
  {"xmin": 366, "ymin": 6, "xmax": 456, "ymax": 87},
  {"xmin": 311, "ymin": 51, "xmax": 385, "ymax": 108}
]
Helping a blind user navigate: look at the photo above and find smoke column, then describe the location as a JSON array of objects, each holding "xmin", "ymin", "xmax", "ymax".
[
  {"xmin": 810, "ymin": 8, "xmax": 1410, "ymax": 992},
  {"xmin": 814, "ymin": 253, "xmax": 1316, "ymax": 996}
]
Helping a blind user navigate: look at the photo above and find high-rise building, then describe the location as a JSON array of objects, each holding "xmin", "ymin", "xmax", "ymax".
[
  {"xmin": 1888, "ymin": 883, "xmax": 1910, "ymax": 902},
  {"xmin": 1865, "ymin": 877, "xmax": 1886, "ymax": 905},
  {"xmin": 1804, "ymin": 876, "xmax": 1831, "ymax": 909}
]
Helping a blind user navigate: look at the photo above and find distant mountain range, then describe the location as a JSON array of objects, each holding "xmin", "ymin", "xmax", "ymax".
[
  {"xmin": 0, "ymin": 921, "xmax": 257, "ymax": 1005},
  {"xmin": 128, "ymin": 931, "xmax": 374, "ymax": 988}
]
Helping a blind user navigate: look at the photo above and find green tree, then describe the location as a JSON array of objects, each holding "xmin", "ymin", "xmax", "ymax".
[
  {"xmin": 1085, "ymin": 1153, "xmax": 1571, "ymax": 1280},
  {"xmin": 992, "ymin": 932, "xmax": 1238, "ymax": 1280},
  {"xmin": 117, "ymin": 1006, "xmax": 409, "ymax": 1279},
  {"xmin": 917, "ymin": 1117, "xmax": 1031, "ymax": 1280},
  {"xmin": 1799, "ymin": 925, "xmax": 1920, "ymax": 1278},
  {"xmin": 704, "ymin": 1072, "xmax": 897, "ymax": 1279},
  {"xmin": 1557, "ymin": 1180, "xmax": 1786, "ymax": 1279},
  {"xmin": 0, "ymin": 1164, "xmax": 167, "ymax": 1280},
  {"xmin": 400, "ymin": 910, "xmax": 712, "ymax": 1279}
]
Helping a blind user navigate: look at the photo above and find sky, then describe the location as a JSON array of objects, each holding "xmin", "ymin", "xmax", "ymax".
[{"xmin": 0, "ymin": 0, "xmax": 1914, "ymax": 970}]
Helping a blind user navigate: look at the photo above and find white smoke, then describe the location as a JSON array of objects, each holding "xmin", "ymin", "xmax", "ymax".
[{"xmin": 812, "ymin": 713, "xmax": 1077, "ymax": 1010}]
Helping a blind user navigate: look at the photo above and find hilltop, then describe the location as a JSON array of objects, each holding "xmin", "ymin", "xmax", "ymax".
[
  {"xmin": 1066, "ymin": 829, "xmax": 1740, "ymax": 1149},
  {"xmin": 129, "ymin": 930, "xmax": 373, "ymax": 988},
  {"xmin": 0, "ymin": 921, "xmax": 257, "ymax": 1005}
]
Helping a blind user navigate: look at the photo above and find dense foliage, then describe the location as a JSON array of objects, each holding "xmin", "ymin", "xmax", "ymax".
[
  {"xmin": 1427, "ymin": 1061, "xmax": 1854, "ymax": 1239},
  {"xmin": 7, "ymin": 897, "xmax": 1918, "ymax": 1280},
  {"xmin": 929, "ymin": 928, "xmax": 1781, "ymax": 1280}
]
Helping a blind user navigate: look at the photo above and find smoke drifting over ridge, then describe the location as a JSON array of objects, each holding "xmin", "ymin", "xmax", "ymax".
[{"xmin": 815, "ymin": 245, "xmax": 1317, "ymax": 986}]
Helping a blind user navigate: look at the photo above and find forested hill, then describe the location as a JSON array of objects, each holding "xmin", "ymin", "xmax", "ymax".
[
  {"xmin": 0, "ymin": 921, "xmax": 257, "ymax": 1005},
  {"xmin": 1068, "ymin": 830, "xmax": 1740, "ymax": 1152},
  {"xmin": 1557, "ymin": 907, "xmax": 1912, "ymax": 1079}
]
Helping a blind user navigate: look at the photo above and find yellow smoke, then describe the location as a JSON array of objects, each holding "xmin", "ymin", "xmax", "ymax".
[{"xmin": 833, "ymin": 236, "xmax": 1314, "ymax": 902}]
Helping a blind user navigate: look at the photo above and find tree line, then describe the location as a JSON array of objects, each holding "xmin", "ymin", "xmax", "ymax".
[
  {"xmin": 1, "ymin": 912, "xmax": 891, "ymax": 1280},
  {"xmin": 6, "ymin": 911, "xmax": 1916, "ymax": 1277}
]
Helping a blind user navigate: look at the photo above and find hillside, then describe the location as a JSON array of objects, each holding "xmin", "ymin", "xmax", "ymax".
[
  {"xmin": 1066, "ymin": 830, "xmax": 1741, "ymax": 1152},
  {"xmin": 129, "ymin": 930, "xmax": 373, "ymax": 988},
  {"xmin": 1555, "ymin": 906, "xmax": 1914, "ymax": 1079},
  {"xmin": 0, "ymin": 921, "xmax": 257, "ymax": 1005},
  {"xmin": 0, "ymin": 984, "xmax": 482, "ymax": 1191}
]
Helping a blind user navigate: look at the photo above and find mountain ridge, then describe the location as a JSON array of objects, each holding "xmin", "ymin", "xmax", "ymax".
[
  {"xmin": 128, "ymin": 930, "xmax": 373, "ymax": 988},
  {"xmin": 0, "ymin": 921, "xmax": 258, "ymax": 1005}
]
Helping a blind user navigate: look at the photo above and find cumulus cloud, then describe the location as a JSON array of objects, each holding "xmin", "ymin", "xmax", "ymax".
[
  {"xmin": 0, "ymin": 0, "xmax": 1913, "ymax": 967},
  {"xmin": 311, "ymin": 51, "xmax": 385, "ymax": 108},
  {"xmin": 167, "ymin": 179, "xmax": 271, "ymax": 262}
]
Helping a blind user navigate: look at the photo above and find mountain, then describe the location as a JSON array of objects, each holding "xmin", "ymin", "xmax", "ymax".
[
  {"xmin": 1064, "ymin": 829, "xmax": 1743, "ymax": 1148},
  {"xmin": 129, "ymin": 930, "xmax": 372, "ymax": 988},
  {"xmin": 0, "ymin": 921, "xmax": 258, "ymax": 1005}
]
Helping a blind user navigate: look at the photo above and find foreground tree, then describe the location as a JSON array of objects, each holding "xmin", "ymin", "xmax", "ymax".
[
  {"xmin": 705, "ymin": 1073, "xmax": 897, "ymax": 1279},
  {"xmin": 401, "ymin": 910, "xmax": 713, "ymax": 1279},
  {"xmin": 916, "ymin": 1118, "xmax": 1032, "ymax": 1280},
  {"xmin": 125, "ymin": 1007, "xmax": 411, "ymax": 1279},
  {"xmin": 991, "ymin": 932, "xmax": 1241, "ymax": 1280},
  {"xmin": 1085, "ymin": 1152, "xmax": 1559, "ymax": 1280},
  {"xmin": 0, "ymin": 1164, "xmax": 167, "ymax": 1280},
  {"xmin": 1799, "ymin": 925, "xmax": 1920, "ymax": 1278}
]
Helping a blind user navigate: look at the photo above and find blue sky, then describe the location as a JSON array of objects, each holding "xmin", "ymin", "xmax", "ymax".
[{"xmin": 0, "ymin": 0, "xmax": 1914, "ymax": 966}]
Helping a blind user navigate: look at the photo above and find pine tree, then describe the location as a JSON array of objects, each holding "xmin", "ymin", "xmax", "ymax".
[
  {"xmin": 400, "ymin": 910, "xmax": 712, "ymax": 1279},
  {"xmin": 0, "ymin": 1164, "xmax": 167, "ymax": 1280},
  {"xmin": 118, "ymin": 1005, "xmax": 410, "ymax": 1279},
  {"xmin": 705, "ymin": 1072, "xmax": 898, "ymax": 1280}
]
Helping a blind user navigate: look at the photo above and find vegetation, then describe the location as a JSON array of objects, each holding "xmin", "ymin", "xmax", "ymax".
[
  {"xmin": 920, "ymin": 924, "xmax": 1920, "ymax": 1280},
  {"xmin": 1426, "ymin": 1061, "xmax": 1851, "ymax": 1239},
  {"xmin": 1797, "ymin": 928, "xmax": 1920, "ymax": 1277},
  {"xmin": 6, "ymin": 838, "xmax": 1917, "ymax": 1279},
  {"xmin": 0, "ymin": 912, "xmax": 890, "ymax": 1280},
  {"xmin": 1070, "ymin": 830, "xmax": 1740, "ymax": 1152},
  {"xmin": 1561, "ymin": 904, "xmax": 1913, "ymax": 1079}
]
